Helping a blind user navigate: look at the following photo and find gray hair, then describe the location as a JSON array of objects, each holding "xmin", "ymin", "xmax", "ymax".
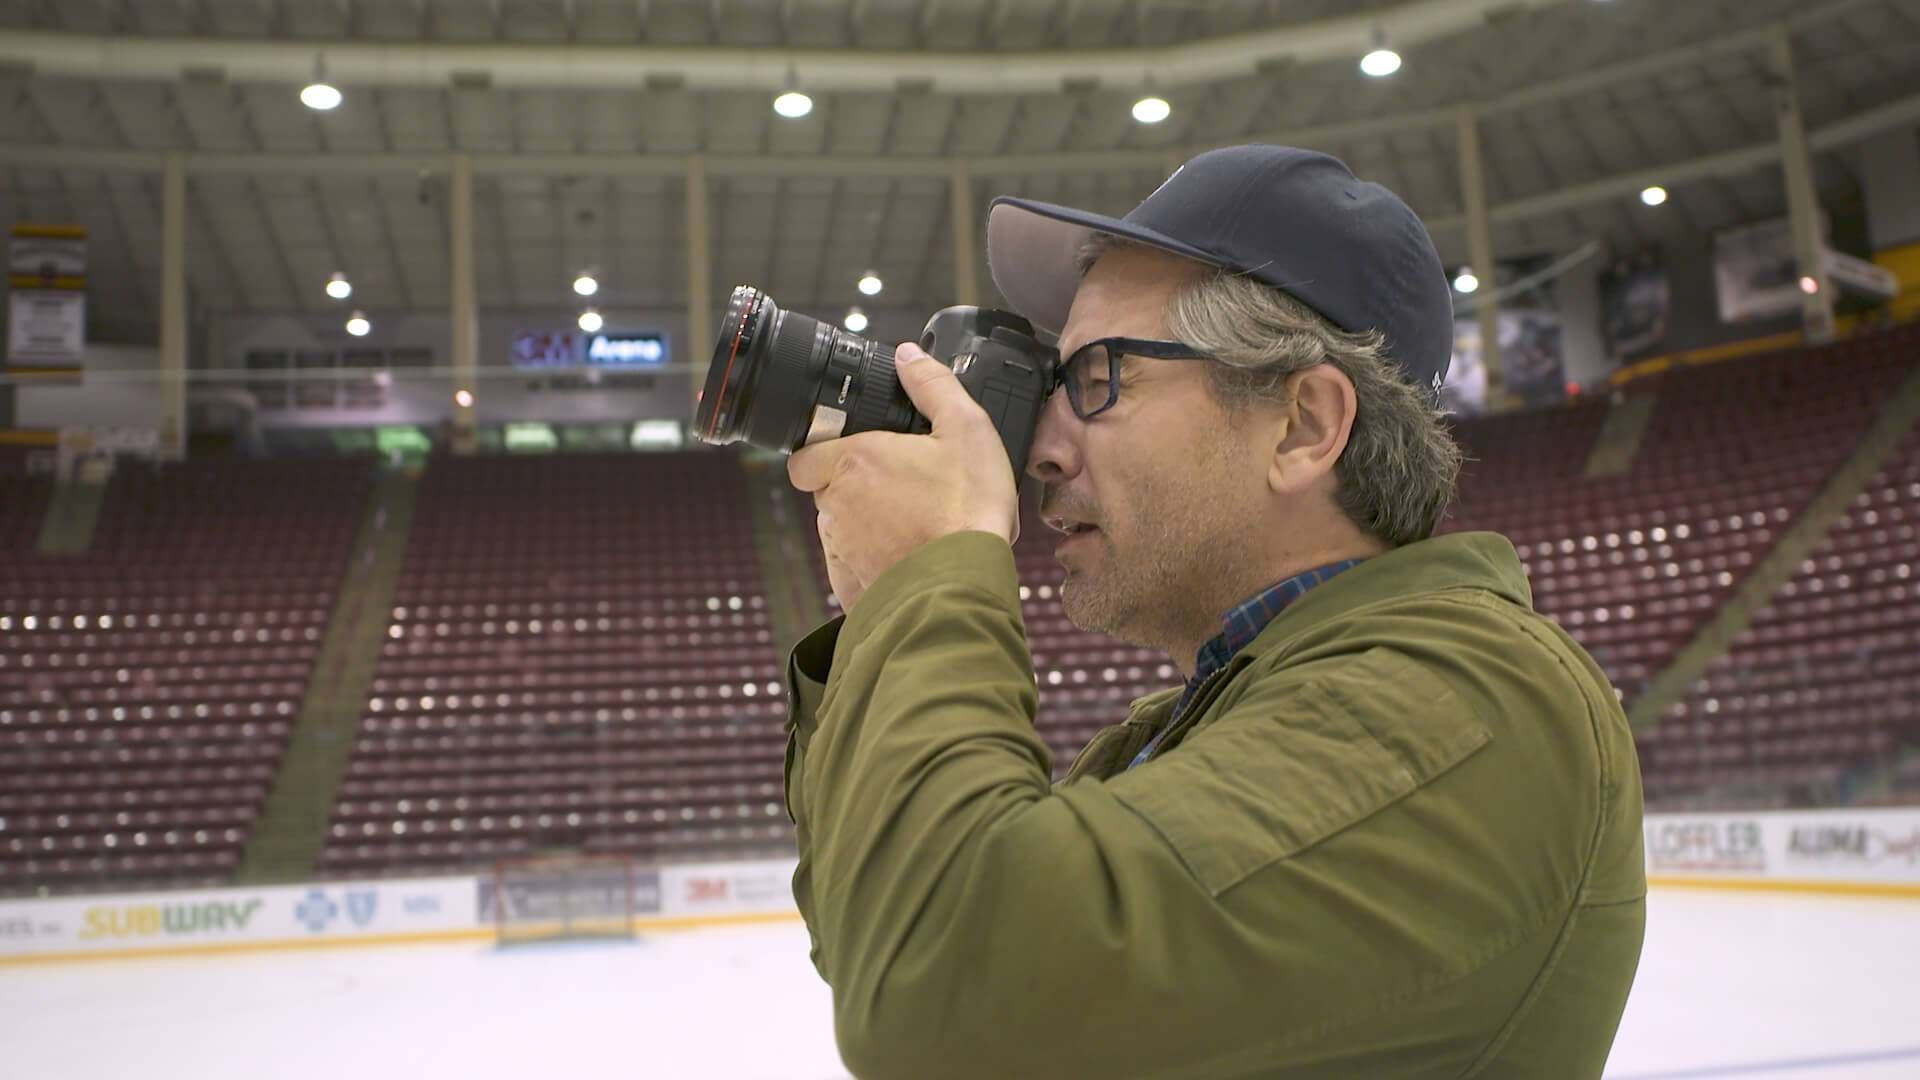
[{"xmin": 1077, "ymin": 233, "xmax": 1462, "ymax": 547}]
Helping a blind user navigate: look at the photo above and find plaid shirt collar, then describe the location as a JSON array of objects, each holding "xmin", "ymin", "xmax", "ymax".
[
  {"xmin": 1178, "ymin": 558, "xmax": 1367, "ymax": 713},
  {"xmin": 1127, "ymin": 558, "xmax": 1367, "ymax": 771}
]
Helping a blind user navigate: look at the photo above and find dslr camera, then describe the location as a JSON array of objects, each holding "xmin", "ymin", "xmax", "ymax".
[{"xmin": 692, "ymin": 285, "xmax": 1058, "ymax": 474}]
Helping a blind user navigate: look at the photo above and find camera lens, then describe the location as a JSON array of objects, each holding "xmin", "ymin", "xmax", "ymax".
[{"xmin": 695, "ymin": 285, "xmax": 918, "ymax": 453}]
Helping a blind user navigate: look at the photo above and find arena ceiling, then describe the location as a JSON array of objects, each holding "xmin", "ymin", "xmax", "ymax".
[{"xmin": 1, "ymin": 0, "xmax": 1919, "ymax": 344}]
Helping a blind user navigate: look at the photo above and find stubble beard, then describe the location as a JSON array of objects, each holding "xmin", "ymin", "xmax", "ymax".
[
  {"xmin": 1058, "ymin": 475, "xmax": 1247, "ymax": 659},
  {"xmin": 1050, "ymin": 406, "xmax": 1256, "ymax": 659}
]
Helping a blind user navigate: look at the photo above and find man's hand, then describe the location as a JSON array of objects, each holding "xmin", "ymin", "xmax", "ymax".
[{"xmin": 790, "ymin": 342, "xmax": 1020, "ymax": 613}]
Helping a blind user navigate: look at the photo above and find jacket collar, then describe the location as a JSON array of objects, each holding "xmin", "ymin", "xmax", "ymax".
[
  {"xmin": 1122, "ymin": 532, "xmax": 1530, "ymax": 730},
  {"xmin": 1238, "ymin": 531, "xmax": 1532, "ymax": 661}
]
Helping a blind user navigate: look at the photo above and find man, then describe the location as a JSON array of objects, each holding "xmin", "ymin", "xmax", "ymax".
[{"xmin": 783, "ymin": 145, "xmax": 1644, "ymax": 1078}]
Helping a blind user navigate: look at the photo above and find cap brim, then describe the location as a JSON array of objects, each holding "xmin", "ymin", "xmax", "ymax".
[{"xmin": 986, "ymin": 196, "xmax": 1222, "ymax": 337}]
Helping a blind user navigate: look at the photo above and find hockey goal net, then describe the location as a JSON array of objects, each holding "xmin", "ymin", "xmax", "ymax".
[{"xmin": 491, "ymin": 853, "xmax": 639, "ymax": 946}]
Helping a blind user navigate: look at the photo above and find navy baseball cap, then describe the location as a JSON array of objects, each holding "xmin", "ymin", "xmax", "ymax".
[{"xmin": 986, "ymin": 145, "xmax": 1453, "ymax": 403}]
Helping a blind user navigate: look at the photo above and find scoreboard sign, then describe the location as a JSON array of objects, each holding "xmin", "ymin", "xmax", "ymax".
[
  {"xmin": 510, "ymin": 330, "xmax": 669, "ymax": 369},
  {"xmin": 510, "ymin": 331, "xmax": 577, "ymax": 368},
  {"xmin": 585, "ymin": 333, "xmax": 667, "ymax": 366}
]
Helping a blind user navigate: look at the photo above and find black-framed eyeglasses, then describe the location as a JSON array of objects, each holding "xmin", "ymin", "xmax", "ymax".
[{"xmin": 1056, "ymin": 336, "xmax": 1216, "ymax": 420}]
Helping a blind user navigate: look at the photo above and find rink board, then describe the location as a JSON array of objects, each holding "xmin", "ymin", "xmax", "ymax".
[
  {"xmin": 1641, "ymin": 806, "xmax": 1920, "ymax": 897},
  {"xmin": 4, "ymin": 808, "xmax": 1917, "ymax": 964},
  {"xmin": 0, "ymin": 858, "xmax": 801, "ymax": 965}
]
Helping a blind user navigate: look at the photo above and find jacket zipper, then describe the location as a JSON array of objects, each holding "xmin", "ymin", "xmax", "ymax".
[
  {"xmin": 1062, "ymin": 722, "xmax": 1146, "ymax": 781},
  {"xmin": 1136, "ymin": 661, "xmax": 1240, "ymax": 766}
]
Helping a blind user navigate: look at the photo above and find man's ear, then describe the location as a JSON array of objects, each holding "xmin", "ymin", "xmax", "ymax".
[{"xmin": 1267, "ymin": 364, "xmax": 1358, "ymax": 497}]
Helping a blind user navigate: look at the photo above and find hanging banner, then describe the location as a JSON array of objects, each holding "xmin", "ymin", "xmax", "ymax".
[
  {"xmin": 1446, "ymin": 308, "xmax": 1565, "ymax": 415},
  {"xmin": 8, "ymin": 224, "xmax": 86, "ymax": 285},
  {"xmin": 1714, "ymin": 216, "xmax": 1897, "ymax": 324},
  {"xmin": 1601, "ymin": 255, "xmax": 1671, "ymax": 362},
  {"xmin": 1444, "ymin": 253, "xmax": 1570, "ymax": 414},
  {"xmin": 1715, "ymin": 217, "xmax": 1807, "ymax": 323},
  {"xmin": 8, "ymin": 290, "xmax": 86, "ymax": 365},
  {"xmin": 8, "ymin": 223, "xmax": 87, "ymax": 370}
]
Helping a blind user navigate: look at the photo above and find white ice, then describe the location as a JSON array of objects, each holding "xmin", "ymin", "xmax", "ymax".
[
  {"xmin": 2, "ymin": 888, "xmax": 1916, "ymax": 1079},
  {"xmin": 1604, "ymin": 889, "xmax": 1920, "ymax": 1080}
]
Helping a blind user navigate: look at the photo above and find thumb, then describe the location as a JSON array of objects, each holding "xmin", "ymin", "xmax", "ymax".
[{"xmin": 895, "ymin": 343, "xmax": 984, "ymax": 431}]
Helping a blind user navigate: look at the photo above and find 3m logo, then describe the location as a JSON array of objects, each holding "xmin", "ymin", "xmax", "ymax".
[{"xmin": 685, "ymin": 877, "xmax": 730, "ymax": 904}]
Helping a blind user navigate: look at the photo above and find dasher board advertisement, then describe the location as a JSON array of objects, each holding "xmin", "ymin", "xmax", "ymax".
[
  {"xmin": 1644, "ymin": 808, "xmax": 1920, "ymax": 886},
  {"xmin": 0, "ymin": 876, "xmax": 473, "ymax": 960}
]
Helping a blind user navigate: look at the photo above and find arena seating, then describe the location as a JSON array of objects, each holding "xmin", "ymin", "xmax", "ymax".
[
  {"xmin": 5, "ymin": 326, "xmax": 1916, "ymax": 895},
  {"xmin": 1643, "ymin": 416, "xmax": 1920, "ymax": 807},
  {"xmin": 1892, "ymin": 754, "xmax": 1920, "ymax": 801},
  {"xmin": 1440, "ymin": 330, "xmax": 1919, "ymax": 805},
  {"xmin": 1444, "ymin": 327, "xmax": 1919, "ymax": 708},
  {"xmin": 0, "ymin": 457, "xmax": 373, "ymax": 896},
  {"xmin": 1010, "ymin": 326, "xmax": 1920, "ymax": 792},
  {"xmin": 811, "ymin": 326, "xmax": 1920, "ymax": 785},
  {"xmin": 316, "ymin": 451, "xmax": 793, "ymax": 877}
]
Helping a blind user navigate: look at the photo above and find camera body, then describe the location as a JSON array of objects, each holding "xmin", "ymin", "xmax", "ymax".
[
  {"xmin": 694, "ymin": 285, "xmax": 1059, "ymax": 477},
  {"xmin": 910, "ymin": 306, "xmax": 1055, "ymax": 475}
]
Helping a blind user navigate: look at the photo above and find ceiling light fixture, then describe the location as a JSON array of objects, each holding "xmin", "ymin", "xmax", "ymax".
[
  {"xmin": 325, "ymin": 272, "xmax": 352, "ymax": 300},
  {"xmin": 1452, "ymin": 269, "xmax": 1480, "ymax": 294},
  {"xmin": 1132, "ymin": 96, "xmax": 1172, "ymax": 124},
  {"xmin": 573, "ymin": 272, "xmax": 599, "ymax": 297},
  {"xmin": 578, "ymin": 308, "xmax": 604, "ymax": 333},
  {"xmin": 857, "ymin": 272, "xmax": 883, "ymax": 296},
  {"xmin": 301, "ymin": 58, "xmax": 342, "ymax": 111},
  {"xmin": 1360, "ymin": 49, "xmax": 1401, "ymax": 77},
  {"xmin": 773, "ymin": 90, "xmax": 813, "ymax": 119},
  {"xmin": 1640, "ymin": 185, "xmax": 1668, "ymax": 207},
  {"xmin": 843, "ymin": 308, "xmax": 869, "ymax": 333},
  {"xmin": 345, "ymin": 311, "xmax": 370, "ymax": 337},
  {"xmin": 301, "ymin": 81, "xmax": 342, "ymax": 111},
  {"xmin": 1360, "ymin": 28, "xmax": 1402, "ymax": 78}
]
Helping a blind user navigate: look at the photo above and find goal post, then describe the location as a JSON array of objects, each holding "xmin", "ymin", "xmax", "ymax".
[{"xmin": 491, "ymin": 853, "xmax": 639, "ymax": 946}]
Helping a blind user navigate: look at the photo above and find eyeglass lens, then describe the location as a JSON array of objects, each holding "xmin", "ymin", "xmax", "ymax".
[{"xmin": 1064, "ymin": 342, "xmax": 1120, "ymax": 419}]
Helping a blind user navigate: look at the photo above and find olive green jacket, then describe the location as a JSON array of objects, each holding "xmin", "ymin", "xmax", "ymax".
[{"xmin": 784, "ymin": 530, "xmax": 1644, "ymax": 1079}]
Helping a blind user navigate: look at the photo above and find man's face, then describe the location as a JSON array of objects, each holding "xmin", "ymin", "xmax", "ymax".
[{"xmin": 1026, "ymin": 247, "xmax": 1274, "ymax": 658}]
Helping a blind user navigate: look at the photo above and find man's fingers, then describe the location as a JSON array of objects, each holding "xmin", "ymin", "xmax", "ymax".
[
  {"xmin": 787, "ymin": 439, "xmax": 847, "ymax": 493},
  {"xmin": 895, "ymin": 342, "xmax": 985, "ymax": 431}
]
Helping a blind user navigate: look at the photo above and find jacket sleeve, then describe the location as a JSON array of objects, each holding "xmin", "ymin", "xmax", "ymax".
[
  {"xmin": 783, "ymin": 612, "xmax": 844, "ymax": 980},
  {"xmin": 785, "ymin": 532, "xmax": 1566, "ymax": 1079}
]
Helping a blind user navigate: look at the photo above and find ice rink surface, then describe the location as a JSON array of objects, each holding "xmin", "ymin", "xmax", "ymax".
[{"xmin": 3, "ymin": 887, "xmax": 1916, "ymax": 1079}]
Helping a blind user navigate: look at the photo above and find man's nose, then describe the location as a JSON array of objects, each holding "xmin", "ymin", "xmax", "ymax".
[{"xmin": 1025, "ymin": 388, "xmax": 1083, "ymax": 485}]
